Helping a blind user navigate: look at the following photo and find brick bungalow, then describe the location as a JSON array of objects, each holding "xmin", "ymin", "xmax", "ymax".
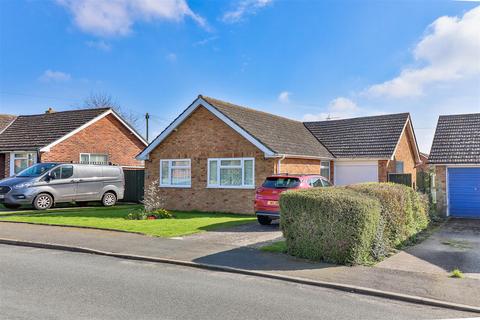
[
  {"xmin": 429, "ymin": 113, "xmax": 480, "ymax": 218},
  {"xmin": 137, "ymin": 95, "xmax": 421, "ymax": 214},
  {"xmin": 0, "ymin": 108, "xmax": 147, "ymax": 178}
]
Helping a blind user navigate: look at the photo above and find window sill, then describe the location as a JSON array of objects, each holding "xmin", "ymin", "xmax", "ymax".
[
  {"xmin": 206, "ymin": 186, "xmax": 255, "ymax": 190},
  {"xmin": 159, "ymin": 185, "xmax": 191, "ymax": 188}
]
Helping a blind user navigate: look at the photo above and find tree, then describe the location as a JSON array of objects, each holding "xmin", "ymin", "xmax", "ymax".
[{"xmin": 83, "ymin": 93, "xmax": 140, "ymax": 130}]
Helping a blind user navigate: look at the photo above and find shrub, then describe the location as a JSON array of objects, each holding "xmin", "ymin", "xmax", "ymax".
[
  {"xmin": 126, "ymin": 208, "xmax": 174, "ymax": 220},
  {"xmin": 280, "ymin": 187, "xmax": 381, "ymax": 265},
  {"xmin": 142, "ymin": 179, "xmax": 167, "ymax": 212},
  {"xmin": 347, "ymin": 183, "xmax": 429, "ymax": 248}
]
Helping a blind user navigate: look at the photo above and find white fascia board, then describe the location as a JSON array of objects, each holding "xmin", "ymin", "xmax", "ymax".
[
  {"xmin": 335, "ymin": 158, "xmax": 387, "ymax": 161},
  {"xmin": 391, "ymin": 117, "xmax": 421, "ymax": 164},
  {"xmin": 40, "ymin": 109, "xmax": 147, "ymax": 153},
  {"xmin": 136, "ymin": 97, "xmax": 276, "ymax": 160}
]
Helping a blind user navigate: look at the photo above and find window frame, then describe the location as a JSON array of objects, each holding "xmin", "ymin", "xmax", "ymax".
[
  {"xmin": 159, "ymin": 159, "xmax": 191, "ymax": 188},
  {"xmin": 320, "ymin": 160, "xmax": 330, "ymax": 180},
  {"xmin": 396, "ymin": 161, "xmax": 404, "ymax": 173},
  {"xmin": 79, "ymin": 153, "xmax": 109, "ymax": 165},
  {"xmin": 207, "ymin": 157, "xmax": 255, "ymax": 189},
  {"xmin": 10, "ymin": 152, "xmax": 37, "ymax": 176}
]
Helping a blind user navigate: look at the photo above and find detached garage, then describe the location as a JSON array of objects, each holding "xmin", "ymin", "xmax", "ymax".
[{"xmin": 429, "ymin": 113, "xmax": 480, "ymax": 218}]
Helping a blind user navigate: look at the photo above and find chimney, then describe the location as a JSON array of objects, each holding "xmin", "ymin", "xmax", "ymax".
[{"xmin": 45, "ymin": 107, "xmax": 55, "ymax": 114}]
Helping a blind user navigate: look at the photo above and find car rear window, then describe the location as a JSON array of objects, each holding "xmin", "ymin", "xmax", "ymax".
[{"xmin": 262, "ymin": 177, "xmax": 301, "ymax": 188}]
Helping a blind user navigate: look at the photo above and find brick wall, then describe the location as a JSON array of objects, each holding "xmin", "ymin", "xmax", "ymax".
[
  {"xmin": 4, "ymin": 153, "xmax": 10, "ymax": 177},
  {"xmin": 279, "ymin": 158, "xmax": 320, "ymax": 174},
  {"xmin": 0, "ymin": 153, "xmax": 5, "ymax": 179},
  {"xmin": 378, "ymin": 123, "xmax": 418, "ymax": 186},
  {"xmin": 145, "ymin": 106, "xmax": 276, "ymax": 214},
  {"xmin": 434, "ymin": 165, "xmax": 447, "ymax": 216},
  {"xmin": 40, "ymin": 114, "xmax": 145, "ymax": 167}
]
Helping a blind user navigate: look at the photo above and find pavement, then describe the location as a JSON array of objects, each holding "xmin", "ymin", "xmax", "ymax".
[
  {"xmin": 0, "ymin": 219, "xmax": 479, "ymax": 308},
  {"xmin": 1, "ymin": 244, "xmax": 477, "ymax": 320}
]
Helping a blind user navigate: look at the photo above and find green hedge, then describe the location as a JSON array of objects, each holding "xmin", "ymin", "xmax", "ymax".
[
  {"xmin": 280, "ymin": 183, "xmax": 429, "ymax": 265},
  {"xmin": 280, "ymin": 188, "xmax": 381, "ymax": 265}
]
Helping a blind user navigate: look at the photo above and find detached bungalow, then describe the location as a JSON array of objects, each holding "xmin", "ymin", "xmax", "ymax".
[
  {"xmin": 0, "ymin": 108, "xmax": 147, "ymax": 178},
  {"xmin": 137, "ymin": 95, "xmax": 421, "ymax": 214},
  {"xmin": 429, "ymin": 113, "xmax": 480, "ymax": 218}
]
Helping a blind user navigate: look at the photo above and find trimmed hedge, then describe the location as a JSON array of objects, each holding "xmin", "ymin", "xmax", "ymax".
[
  {"xmin": 280, "ymin": 183, "xmax": 429, "ymax": 265},
  {"xmin": 280, "ymin": 188, "xmax": 381, "ymax": 265}
]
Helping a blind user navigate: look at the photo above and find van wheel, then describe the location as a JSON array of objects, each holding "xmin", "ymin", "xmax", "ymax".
[
  {"xmin": 3, "ymin": 204, "xmax": 21, "ymax": 210},
  {"xmin": 34, "ymin": 193, "xmax": 53, "ymax": 210},
  {"xmin": 257, "ymin": 216, "xmax": 272, "ymax": 225},
  {"xmin": 102, "ymin": 192, "xmax": 117, "ymax": 207}
]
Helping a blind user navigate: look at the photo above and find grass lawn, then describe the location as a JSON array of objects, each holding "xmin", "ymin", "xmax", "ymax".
[
  {"xmin": 260, "ymin": 240, "xmax": 287, "ymax": 254},
  {"xmin": 0, "ymin": 205, "xmax": 256, "ymax": 237}
]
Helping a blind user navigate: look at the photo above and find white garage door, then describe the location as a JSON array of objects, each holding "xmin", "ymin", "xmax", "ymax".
[{"xmin": 335, "ymin": 161, "xmax": 379, "ymax": 186}]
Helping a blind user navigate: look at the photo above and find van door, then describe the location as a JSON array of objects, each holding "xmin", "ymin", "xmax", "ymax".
[
  {"xmin": 75, "ymin": 166, "xmax": 104, "ymax": 201},
  {"xmin": 47, "ymin": 165, "xmax": 76, "ymax": 202}
]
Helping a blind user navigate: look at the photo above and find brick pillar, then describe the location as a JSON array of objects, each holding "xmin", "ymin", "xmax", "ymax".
[{"xmin": 434, "ymin": 165, "xmax": 447, "ymax": 216}]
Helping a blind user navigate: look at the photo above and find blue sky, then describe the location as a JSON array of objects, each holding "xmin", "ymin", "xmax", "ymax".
[{"xmin": 1, "ymin": 0, "xmax": 479, "ymax": 152}]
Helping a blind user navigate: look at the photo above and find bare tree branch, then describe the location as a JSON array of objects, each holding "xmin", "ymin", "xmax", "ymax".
[{"xmin": 83, "ymin": 93, "xmax": 140, "ymax": 130}]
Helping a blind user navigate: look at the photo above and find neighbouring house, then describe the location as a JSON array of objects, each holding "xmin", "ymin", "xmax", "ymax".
[
  {"xmin": 137, "ymin": 95, "xmax": 421, "ymax": 214},
  {"xmin": 0, "ymin": 108, "xmax": 147, "ymax": 179},
  {"xmin": 429, "ymin": 113, "xmax": 480, "ymax": 218}
]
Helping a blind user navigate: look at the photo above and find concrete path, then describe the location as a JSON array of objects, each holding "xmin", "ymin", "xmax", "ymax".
[
  {"xmin": 378, "ymin": 219, "xmax": 480, "ymax": 279},
  {"xmin": 0, "ymin": 221, "xmax": 479, "ymax": 307}
]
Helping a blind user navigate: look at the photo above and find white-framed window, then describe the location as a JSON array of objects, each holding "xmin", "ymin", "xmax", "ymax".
[
  {"xmin": 320, "ymin": 160, "xmax": 330, "ymax": 180},
  {"xmin": 80, "ymin": 153, "xmax": 109, "ymax": 165},
  {"xmin": 160, "ymin": 159, "xmax": 191, "ymax": 187},
  {"xmin": 396, "ymin": 161, "xmax": 404, "ymax": 173},
  {"xmin": 208, "ymin": 158, "xmax": 255, "ymax": 189},
  {"xmin": 10, "ymin": 152, "xmax": 37, "ymax": 176}
]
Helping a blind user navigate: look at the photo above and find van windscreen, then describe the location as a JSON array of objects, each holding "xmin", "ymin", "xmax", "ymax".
[{"xmin": 262, "ymin": 177, "xmax": 300, "ymax": 189}]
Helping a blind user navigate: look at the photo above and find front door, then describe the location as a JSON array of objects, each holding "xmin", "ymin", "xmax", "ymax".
[{"xmin": 47, "ymin": 165, "xmax": 76, "ymax": 202}]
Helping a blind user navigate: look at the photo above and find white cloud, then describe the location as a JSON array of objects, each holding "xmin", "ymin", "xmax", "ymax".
[
  {"xmin": 222, "ymin": 0, "xmax": 272, "ymax": 23},
  {"xmin": 366, "ymin": 6, "xmax": 480, "ymax": 98},
  {"xmin": 56, "ymin": 0, "xmax": 207, "ymax": 37},
  {"xmin": 303, "ymin": 97, "xmax": 360, "ymax": 121},
  {"xmin": 166, "ymin": 53, "xmax": 177, "ymax": 62},
  {"xmin": 278, "ymin": 91, "xmax": 290, "ymax": 103},
  {"xmin": 39, "ymin": 70, "xmax": 71, "ymax": 82},
  {"xmin": 193, "ymin": 36, "xmax": 219, "ymax": 47},
  {"xmin": 85, "ymin": 40, "xmax": 111, "ymax": 51}
]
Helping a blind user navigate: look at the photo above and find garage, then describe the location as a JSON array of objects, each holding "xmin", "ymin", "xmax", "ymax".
[
  {"xmin": 334, "ymin": 161, "xmax": 378, "ymax": 186},
  {"xmin": 448, "ymin": 167, "xmax": 480, "ymax": 218}
]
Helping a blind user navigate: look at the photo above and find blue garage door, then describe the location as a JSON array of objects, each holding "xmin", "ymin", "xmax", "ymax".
[{"xmin": 448, "ymin": 168, "xmax": 480, "ymax": 218}]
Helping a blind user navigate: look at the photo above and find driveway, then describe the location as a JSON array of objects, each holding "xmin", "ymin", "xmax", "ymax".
[{"xmin": 377, "ymin": 219, "xmax": 480, "ymax": 279}]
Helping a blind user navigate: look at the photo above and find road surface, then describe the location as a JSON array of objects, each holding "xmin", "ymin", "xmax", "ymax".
[{"xmin": 0, "ymin": 244, "xmax": 476, "ymax": 320}]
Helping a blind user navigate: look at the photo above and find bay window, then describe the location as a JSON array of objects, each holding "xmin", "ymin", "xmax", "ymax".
[
  {"xmin": 208, "ymin": 158, "xmax": 255, "ymax": 188},
  {"xmin": 80, "ymin": 153, "xmax": 108, "ymax": 165},
  {"xmin": 320, "ymin": 160, "xmax": 330, "ymax": 180},
  {"xmin": 10, "ymin": 152, "xmax": 36, "ymax": 176},
  {"xmin": 160, "ymin": 159, "xmax": 191, "ymax": 187}
]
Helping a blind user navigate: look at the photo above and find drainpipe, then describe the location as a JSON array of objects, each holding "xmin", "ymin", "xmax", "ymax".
[{"xmin": 277, "ymin": 155, "xmax": 286, "ymax": 174}]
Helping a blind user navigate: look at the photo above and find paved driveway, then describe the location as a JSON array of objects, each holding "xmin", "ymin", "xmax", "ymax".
[{"xmin": 377, "ymin": 219, "xmax": 480, "ymax": 279}]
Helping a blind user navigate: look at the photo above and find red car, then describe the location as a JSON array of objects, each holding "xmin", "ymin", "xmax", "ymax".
[{"xmin": 254, "ymin": 174, "xmax": 332, "ymax": 225}]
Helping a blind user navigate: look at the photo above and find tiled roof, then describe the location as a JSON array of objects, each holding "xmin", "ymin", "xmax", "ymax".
[
  {"xmin": 0, "ymin": 108, "xmax": 109, "ymax": 151},
  {"xmin": 304, "ymin": 113, "xmax": 410, "ymax": 159},
  {"xmin": 0, "ymin": 115, "xmax": 16, "ymax": 133},
  {"xmin": 429, "ymin": 113, "xmax": 480, "ymax": 164},
  {"xmin": 201, "ymin": 96, "xmax": 333, "ymax": 158}
]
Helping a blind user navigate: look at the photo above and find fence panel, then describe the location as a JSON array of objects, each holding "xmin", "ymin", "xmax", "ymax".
[{"xmin": 388, "ymin": 173, "xmax": 412, "ymax": 187}]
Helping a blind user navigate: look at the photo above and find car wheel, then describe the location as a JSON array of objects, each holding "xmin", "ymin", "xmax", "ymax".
[
  {"xmin": 3, "ymin": 203, "xmax": 21, "ymax": 210},
  {"xmin": 34, "ymin": 193, "xmax": 53, "ymax": 210},
  {"xmin": 257, "ymin": 215, "xmax": 272, "ymax": 225},
  {"xmin": 102, "ymin": 192, "xmax": 117, "ymax": 207}
]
